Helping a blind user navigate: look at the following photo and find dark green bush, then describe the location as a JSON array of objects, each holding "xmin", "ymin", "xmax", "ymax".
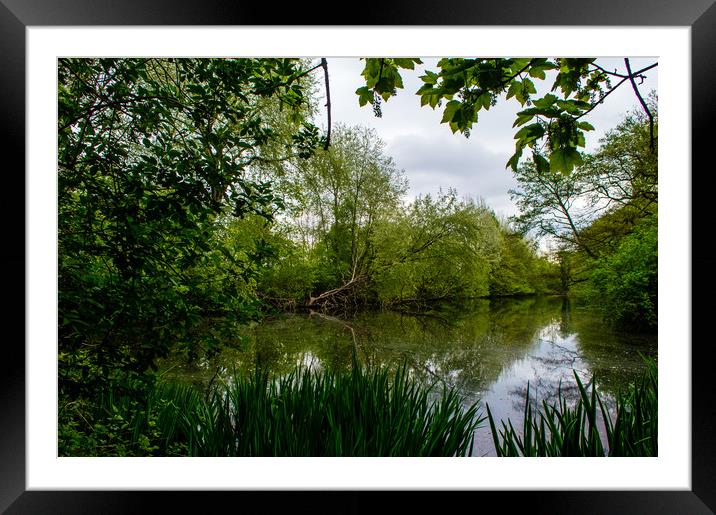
[{"xmin": 588, "ymin": 215, "xmax": 657, "ymax": 331}]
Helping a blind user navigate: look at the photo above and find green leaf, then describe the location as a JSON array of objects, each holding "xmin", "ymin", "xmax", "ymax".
[
  {"xmin": 479, "ymin": 92, "xmax": 492, "ymax": 110},
  {"xmin": 513, "ymin": 111, "xmax": 536, "ymax": 127},
  {"xmin": 506, "ymin": 81, "xmax": 520, "ymax": 100},
  {"xmin": 506, "ymin": 153, "xmax": 521, "ymax": 171},
  {"xmin": 533, "ymin": 152, "xmax": 551, "ymax": 173},
  {"xmin": 420, "ymin": 70, "xmax": 439, "ymax": 85},
  {"xmin": 514, "ymin": 123, "xmax": 545, "ymax": 144},
  {"xmin": 532, "ymin": 94, "xmax": 558, "ymax": 109},
  {"xmin": 523, "ymin": 78, "xmax": 537, "ymax": 94},
  {"xmin": 355, "ymin": 86, "xmax": 373, "ymax": 107},
  {"xmin": 555, "ymin": 99, "xmax": 589, "ymax": 115},
  {"xmin": 528, "ymin": 67, "xmax": 546, "ymax": 80},
  {"xmin": 576, "ymin": 132, "xmax": 586, "ymax": 148},
  {"xmin": 393, "ymin": 58, "xmax": 422, "ymax": 69},
  {"xmin": 509, "ymin": 58, "xmax": 531, "ymax": 73},
  {"xmin": 549, "ymin": 147, "xmax": 583, "ymax": 174},
  {"xmin": 441, "ymin": 100, "xmax": 461, "ymax": 124},
  {"xmin": 418, "ymin": 85, "xmax": 445, "ymax": 108}
]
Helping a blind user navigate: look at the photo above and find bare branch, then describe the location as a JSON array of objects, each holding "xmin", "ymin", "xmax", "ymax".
[
  {"xmin": 624, "ymin": 58, "xmax": 656, "ymax": 152},
  {"xmin": 321, "ymin": 58, "xmax": 332, "ymax": 150}
]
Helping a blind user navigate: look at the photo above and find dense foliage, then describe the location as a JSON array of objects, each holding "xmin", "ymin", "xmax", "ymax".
[
  {"xmin": 239, "ymin": 124, "xmax": 559, "ymax": 311},
  {"xmin": 588, "ymin": 215, "xmax": 657, "ymax": 330},
  {"xmin": 58, "ymin": 57, "xmax": 324, "ymax": 447},
  {"xmin": 509, "ymin": 103, "xmax": 658, "ymax": 329},
  {"xmin": 355, "ymin": 57, "xmax": 658, "ymax": 328}
]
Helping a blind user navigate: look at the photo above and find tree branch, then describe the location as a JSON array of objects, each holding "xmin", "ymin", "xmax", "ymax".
[
  {"xmin": 589, "ymin": 62, "xmax": 628, "ymax": 79},
  {"xmin": 624, "ymin": 58, "xmax": 656, "ymax": 152},
  {"xmin": 321, "ymin": 58, "xmax": 332, "ymax": 150},
  {"xmin": 574, "ymin": 76, "xmax": 630, "ymax": 121}
]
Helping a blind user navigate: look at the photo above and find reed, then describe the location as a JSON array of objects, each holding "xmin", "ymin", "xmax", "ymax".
[
  {"xmin": 487, "ymin": 356, "xmax": 657, "ymax": 457},
  {"xmin": 135, "ymin": 362, "xmax": 484, "ymax": 457}
]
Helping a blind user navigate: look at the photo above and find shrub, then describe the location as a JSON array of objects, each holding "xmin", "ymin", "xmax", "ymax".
[{"xmin": 589, "ymin": 216, "xmax": 657, "ymax": 331}]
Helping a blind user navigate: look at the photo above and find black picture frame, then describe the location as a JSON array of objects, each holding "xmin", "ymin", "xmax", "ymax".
[{"xmin": 3, "ymin": 1, "xmax": 714, "ymax": 513}]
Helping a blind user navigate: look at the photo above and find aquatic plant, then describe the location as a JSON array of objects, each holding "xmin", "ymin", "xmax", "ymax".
[
  {"xmin": 486, "ymin": 356, "xmax": 657, "ymax": 457},
  {"xmin": 131, "ymin": 362, "xmax": 484, "ymax": 457},
  {"xmin": 61, "ymin": 357, "xmax": 657, "ymax": 458}
]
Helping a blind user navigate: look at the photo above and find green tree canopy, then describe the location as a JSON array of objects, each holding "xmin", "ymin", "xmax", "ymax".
[{"xmin": 58, "ymin": 58, "xmax": 322, "ymax": 394}]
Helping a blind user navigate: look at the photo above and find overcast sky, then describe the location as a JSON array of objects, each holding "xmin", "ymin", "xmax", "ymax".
[{"xmin": 310, "ymin": 57, "xmax": 658, "ymax": 220}]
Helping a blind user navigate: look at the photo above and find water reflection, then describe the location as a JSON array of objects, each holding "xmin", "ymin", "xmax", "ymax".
[
  {"xmin": 472, "ymin": 321, "xmax": 593, "ymax": 455},
  {"xmin": 159, "ymin": 296, "xmax": 656, "ymax": 456}
]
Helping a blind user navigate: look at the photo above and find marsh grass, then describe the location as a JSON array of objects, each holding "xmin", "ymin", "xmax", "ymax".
[
  {"xmin": 80, "ymin": 357, "xmax": 656, "ymax": 458},
  {"xmin": 487, "ymin": 356, "xmax": 657, "ymax": 457},
  {"xmin": 126, "ymin": 362, "xmax": 484, "ymax": 456}
]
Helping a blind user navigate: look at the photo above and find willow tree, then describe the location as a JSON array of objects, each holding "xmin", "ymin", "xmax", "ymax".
[
  {"xmin": 277, "ymin": 125, "xmax": 408, "ymax": 307},
  {"xmin": 371, "ymin": 191, "xmax": 504, "ymax": 305}
]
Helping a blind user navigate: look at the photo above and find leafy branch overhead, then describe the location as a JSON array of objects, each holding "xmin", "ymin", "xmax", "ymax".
[
  {"xmin": 356, "ymin": 57, "xmax": 657, "ymax": 175},
  {"xmin": 356, "ymin": 58, "xmax": 423, "ymax": 117}
]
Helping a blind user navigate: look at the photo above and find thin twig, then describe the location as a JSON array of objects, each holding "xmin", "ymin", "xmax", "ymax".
[{"xmin": 574, "ymin": 76, "xmax": 630, "ymax": 121}]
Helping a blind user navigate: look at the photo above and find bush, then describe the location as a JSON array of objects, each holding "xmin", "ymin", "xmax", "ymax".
[{"xmin": 588, "ymin": 215, "xmax": 657, "ymax": 331}]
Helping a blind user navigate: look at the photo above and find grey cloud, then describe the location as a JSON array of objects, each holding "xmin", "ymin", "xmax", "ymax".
[{"xmin": 387, "ymin": 131, "xmax": 521, "ymax": 217}]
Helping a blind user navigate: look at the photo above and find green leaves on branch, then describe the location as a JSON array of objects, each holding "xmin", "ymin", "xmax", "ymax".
[
  {"xmin": 356, "ymin": 58, "xmax": 423, "ymax": 117},
  {"xmin": 355, "ymin": 57, "xmax": 648, "ymax": 175},
  {"xmin": 291, "ymin": 122, "xmax": 325, "ymax": 159},
  {"xmin": 505, "ymin": 77, "xmax": 537, "ymax": 106},
  {"xmin": 440, "ymin": 100, "xmax": 478, "ymax": 135},
  {"xmin": 510, "ymin": 59, "xmax": 600, "ymax": 175},
  {"xmin": 360, "ymin": 58, "xmax": 422, "ymax": 96},
  {"xmin": 552, "ymin": 58, "xmax": 600, "ymax": 100},
  {"xmin": 511, "ymin": 111, "xmax": 593, "ymax": 175}
]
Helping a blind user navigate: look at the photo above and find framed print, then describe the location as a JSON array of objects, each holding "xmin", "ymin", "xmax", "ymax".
[{"xmin": 4, "ymin": 0, "xmax": 715, "ymax": 512}]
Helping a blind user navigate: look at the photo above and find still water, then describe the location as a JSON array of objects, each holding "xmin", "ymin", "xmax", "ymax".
[{"xmin": 160, "ymin": 296, "xmax": 657, "ymax": 456}]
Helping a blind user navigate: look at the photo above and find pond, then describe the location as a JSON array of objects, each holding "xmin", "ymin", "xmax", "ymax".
[{"xmin": 159, "ymin": 296, "xmax": 657, "ymax": 456}]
